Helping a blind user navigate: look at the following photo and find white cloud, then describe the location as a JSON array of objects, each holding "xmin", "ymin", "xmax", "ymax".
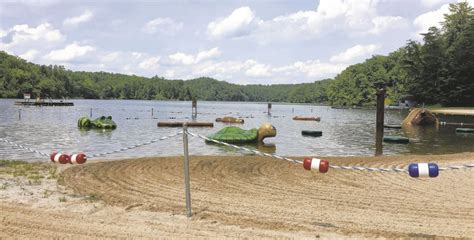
[
  {"xmin": 63, "ymin": 10, "xmax": 94, "ymax": 26},
  {"xmin": 44, "ymin": 42, "xmax": 95, "ymax": 61},
  {"xmin": 245, "ymin": 61, "xmax": 272, "ymax": 77},
  {"xmin": 413, "ymin": 4, "xmax": 450, "ymax": 38},
  {"xmin": 207, "ymin": 1, "xmax": 404, "ymax": 43},
  {"xmin": 273, "ymin": 60, "xmax": 347, "ymax": 79},
  {"xmin": 19, "ymin": 49, "xmax": 39, "ymax": 61},
  {"xmin": 169, "ymin": 47, "xmax": 221, "ymax": 65},
  {"xmin": 420, "ymin": 0, "xmax": 451, "ymax": 8},
  {"xmin": 207, "ymin": 6, "xmax": 260, "ymax": 39},
  {"xmin": 195, "ymin": 47, "xmax": 221, "ymax": 62},
  {"xmin": 0, "ymin": 22, "xmax": 66, "ymax": 55},
  {"xmin": 191, "ymin": 58, "xmax": 347, "ymax": 84},
  {"xmin": 138, "ymin": 57, "xmax": 160, "ymax": 70},
  {"xmin": 169, "ymin": 52, "xmax": 195, "ymax": 65},
  {"xmin": 330, "ymin": 44, "xmax": 380, "ymax": 63},
  {"xmin": 367, "ymin": 16, "xmax": 408, "ymax": 34},
  {"xmin": 0, "ymin": 28, "xmax": 7, "ymax": 38},
  {"xmin": 142, "ymin": 17, "xmax": 183, "ymax": 35},
  {"xmin": 164, "ymin": 70, "xmax": 175, "ymax": 78},
  {"xmin": 100, "ymin": 52, "xmax": 121, "ymax": 63}
]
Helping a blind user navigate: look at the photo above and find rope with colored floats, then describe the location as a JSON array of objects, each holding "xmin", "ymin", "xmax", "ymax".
[
  {"xmin": 0, "ymin": 131, "xmax": 183, "ymax": 165},
  {"xmin": 185, "ymin": 131, "xmax": 474, "ymax": 178},
  {"xmin": 87, "ymin": 131, "xmax": 183, "ymax": 158}
]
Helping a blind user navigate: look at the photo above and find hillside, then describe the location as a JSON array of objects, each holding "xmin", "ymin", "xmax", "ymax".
[{"xmin": 0, "ymin": 51, "xmax": 330, "ymax": 103}]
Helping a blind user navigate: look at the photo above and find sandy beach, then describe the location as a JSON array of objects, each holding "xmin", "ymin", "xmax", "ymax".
[{"xmin": 1, "ymin": 153, "xmax": 474, "ymax": 239}]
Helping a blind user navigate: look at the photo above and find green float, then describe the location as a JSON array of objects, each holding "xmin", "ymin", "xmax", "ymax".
[
  {"xmin": 383, "ymin": 136, "xmax": 409, "ymax": 144},
  {"xmin": 78, "ymin": 116, "xmax": 117, "ymax": 129},
  {"xmin": 207, "ymin": 123, "xmax": 276, "ymax": 143}
]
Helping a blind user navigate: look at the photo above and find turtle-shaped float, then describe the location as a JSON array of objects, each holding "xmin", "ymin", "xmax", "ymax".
[
  {"xmin": 78, "ymin": 116, "xmax": 117, "ymax": 129},
  {"xmin": 207, "ymin": 123, "xmax": 276, "ymax": 143}
]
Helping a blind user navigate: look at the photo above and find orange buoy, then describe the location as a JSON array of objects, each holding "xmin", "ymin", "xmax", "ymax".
[
  {"xmin": 70, "ymin": 153, "xmax": 87, "ymax": 164},
  {"xmin": 303, "ymin": 157, "xmax": 329, "ymax": 173},
  {"xmin": 50, "ymin": 152, "xmax": 70, "ymax": 164}
]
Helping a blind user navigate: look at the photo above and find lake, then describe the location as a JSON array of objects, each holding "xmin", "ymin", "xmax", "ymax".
[{"xmin": 1, "ymin": 99, "xmax": 473, "ymax": 161}]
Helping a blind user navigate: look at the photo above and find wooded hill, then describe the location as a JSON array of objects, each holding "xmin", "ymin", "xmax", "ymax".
[
  {"xmin": 0, "ymin": 51, "xmax": 330, "ymax": 103},
  {"xmin": 1, "ymin": 2, "xmax": 472, "ymax": 106}
]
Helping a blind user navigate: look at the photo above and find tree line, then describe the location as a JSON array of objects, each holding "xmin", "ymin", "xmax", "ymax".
[
  {"xmin": 328, "ymin": 2, "xmax": 474, "ymax": 107},
  {"xmin": 0, "ymin": 51, "xmax": 330, "ymax": 103},
  {"xmin": 0, "ymin": 2, "xmax": 472, "ymax": 106}
]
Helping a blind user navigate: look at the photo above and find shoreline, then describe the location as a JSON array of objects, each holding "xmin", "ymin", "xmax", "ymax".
[{"xmin": 1, "ymin": 152, "xmax": 474, "ymax": 238}]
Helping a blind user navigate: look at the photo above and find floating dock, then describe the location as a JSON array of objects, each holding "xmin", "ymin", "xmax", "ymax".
[
  {"xmin": 431, "ymin": 109, "xmax": 474, "ymax": 116},
  {"xmin": 15, "ymin": 101, "xmax": 74, "ymax": 106}
]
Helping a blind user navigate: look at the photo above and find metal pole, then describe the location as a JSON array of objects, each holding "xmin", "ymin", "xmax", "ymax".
[
  {"xmin": 375, "ymin": 87, "xmax": 386, "ymax": 156},
  {"xmin": 182, "ymin": 123, "xmax": 192, "ymax": 217}
]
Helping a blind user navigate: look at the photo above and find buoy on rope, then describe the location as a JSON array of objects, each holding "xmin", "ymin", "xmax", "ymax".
[
  {"xmin": 50, "ymin": 152, "xmax": 70, "ymax": 164},
  {"xmin": 303, "ymin": 157, "xmax": 329, "ymax": 173},
  {"xmin": 69, "ymin": 153, "xmax": 87, "ymax": 164},
  {"xmin": 409, "ymin": 163, "xmax": 439, "ymax": 178}
]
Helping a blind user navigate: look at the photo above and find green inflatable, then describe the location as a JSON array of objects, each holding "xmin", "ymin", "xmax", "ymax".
[
  {"xmin": 78, "ymin": 116, "xmax": 117, "ymax": 129},
  {"xmin": 207, "ymin": 123, "xmax": 276, "ymax": 143}
]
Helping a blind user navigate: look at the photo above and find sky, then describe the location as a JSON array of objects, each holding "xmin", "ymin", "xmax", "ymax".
[{"xmin": 0, "ymin": 0, "xmax": 472, "ymax": 85}]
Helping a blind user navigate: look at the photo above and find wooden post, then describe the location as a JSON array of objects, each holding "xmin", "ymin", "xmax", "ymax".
[
  {"xmin": 192, "ymin": 99, "xmax": 197, "ymax": 118},
  {"xmin": 18, "ymin": 109, "xmax": 21, "ymax": 120},
  {"xmin": 151, "ymin": 108, "xmax": 154, "ymax": 117},
  {"xmin": 90, "ymin": 108, "xmax": 92, "ymax": 118},
  {"xmin": 375, "ymin": 85, "xmax": 386, "ymax": 156},
  {"xmin": 267, "ymin": 103, "xmax": 272, "ymax": 116}
]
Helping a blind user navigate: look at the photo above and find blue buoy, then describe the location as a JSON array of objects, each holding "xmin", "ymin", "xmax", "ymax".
[{"xmin": 409, "ymin": 163, "xmax": 439, "ymax": 178}]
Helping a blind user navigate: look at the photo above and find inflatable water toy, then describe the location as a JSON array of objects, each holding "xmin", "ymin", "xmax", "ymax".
[
  {"xmin": 207, "ymin": 123, "xmax": 276, "ymax": 143},
  {"xmin": 78, "ymin": 116, "xmax": 117, "ymax": 129}
]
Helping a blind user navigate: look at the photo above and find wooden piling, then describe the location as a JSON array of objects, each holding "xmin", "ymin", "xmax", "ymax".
[{"xmin": 375, "ymin": 85, "xmax": 386, "ymax": 156}]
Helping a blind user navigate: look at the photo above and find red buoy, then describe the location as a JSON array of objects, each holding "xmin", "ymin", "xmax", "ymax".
[
  {"xmin": 50, "ymin": 152, "xmax": 57, "ymax": 162},
  {"xmin": 303, "ymin": 157, "xmax": 329, "ymax": 173},
  {"xmin": 52, "ymin": 153, "xmax": 70, "ymax": 164},
  {"xmin": 69, "ymin": 153, "xmax": 87, "ymax": 164}
]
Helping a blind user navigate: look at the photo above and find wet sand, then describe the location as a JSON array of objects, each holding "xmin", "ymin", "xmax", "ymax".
[{"xmin": 1, "ymin": 153, "xmax": 474, "ymax": 238}]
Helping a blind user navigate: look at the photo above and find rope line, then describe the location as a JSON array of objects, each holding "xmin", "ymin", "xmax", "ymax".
[
  {"xmin": 89, "ymin": 131, "xmax": 183, "ymax": 158},
  {"xmin": 186, "ymin": 131, "xmax": 302, "ymax": 164},
  {"xmin": 0, "ymin": 131, "xmax": 183, "ymax": 159},
  {"xmin": 0, "ymin": 138, "xmax": 50, "ymax": 158},
  {"xmin": 185, "ymin": 131, "xmax": 474, "ymax": 173},
  {"xmin": 2, "ymin": 131, "xmax": 474, "ymax": 173}
]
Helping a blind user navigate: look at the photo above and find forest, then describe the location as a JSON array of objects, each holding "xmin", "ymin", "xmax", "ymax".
[{"xmin": 0, "ymin": 2, "xmax": 472, "ymax": 106}]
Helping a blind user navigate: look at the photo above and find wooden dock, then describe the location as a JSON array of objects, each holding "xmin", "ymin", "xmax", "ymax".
[
  {"xmin": 14, "ymin": 101, "xmax": 74, "ymax": 106},
  {"xmin": 431, "ymin": 109, "xmax": 474, "ymax": 116}
]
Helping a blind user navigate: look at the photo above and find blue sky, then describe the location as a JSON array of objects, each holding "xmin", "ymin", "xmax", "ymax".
[{"xmin": 0, "ymin": 0, "xmax": 471, "ymax": 84}]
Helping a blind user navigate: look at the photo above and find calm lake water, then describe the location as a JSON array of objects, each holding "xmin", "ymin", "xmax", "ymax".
[{"xmin": 0, "ymin": 99, "xmax": 473, "ymax": 161}]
